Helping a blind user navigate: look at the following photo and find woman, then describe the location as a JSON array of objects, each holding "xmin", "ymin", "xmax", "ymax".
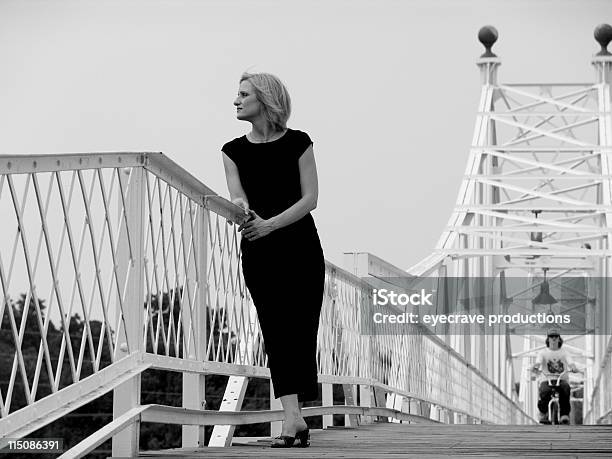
[{"xmin": 221, "ymin": 72, "xmax": 325, "ymax": 448}]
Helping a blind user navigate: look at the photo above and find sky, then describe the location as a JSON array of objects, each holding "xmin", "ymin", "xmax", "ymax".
[{"xmin": 0, "ymin": 0, "xmax": 610, "ymax": 271}]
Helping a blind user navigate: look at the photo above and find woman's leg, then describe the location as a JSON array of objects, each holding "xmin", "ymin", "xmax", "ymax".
[{"xmin": 279, "ymin": 394, "xmax": 307, "ymax": 435}]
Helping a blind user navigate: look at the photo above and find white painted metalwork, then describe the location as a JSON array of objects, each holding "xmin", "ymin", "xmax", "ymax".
[
  {"xmin": 208, "ymin": 376, "xmax": 249, "ymax": 447},
  {"xmin": 584, "ymin": 53, "xmax": 612, "ymax": 425},
  {"xmin": 0, "ymin": 148, "xmax": 530, "ymax": 458},
  {"xmin": 408, "ymin": 31, "xmax": 612, "ymax": 425}
]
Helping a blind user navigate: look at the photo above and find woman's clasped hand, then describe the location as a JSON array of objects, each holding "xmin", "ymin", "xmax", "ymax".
[{"xmin": 239, "ymin": 210, "xmax": 277, "ymax": 241}]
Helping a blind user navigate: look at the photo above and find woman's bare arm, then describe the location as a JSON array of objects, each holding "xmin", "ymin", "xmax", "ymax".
[{"xmin": 222, "ymin": 152, "xmax": 250, "ymax": 213}]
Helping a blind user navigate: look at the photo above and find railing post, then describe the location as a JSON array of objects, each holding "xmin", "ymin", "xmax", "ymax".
[
  {"xmin": 182, "ymin": 203, "xmax": 207, "ymax": 447},
  {"xmin": 386, "ymin": 392, "xmax": 402, "ymax": 423},
  {"xmin": 400, "ymin": 397, "xmax": 411, "ymax": 422},
  {"xmin": 359, "ymin": 384, "xmax": 373, "ymax": 424},
  {"xmin": 270, "ymin": 381, "xmax": 282, "ymax": 436},
  {"xmin": 373, "ymin": 387, "xmax": 388, "ymax": 423},
  {"xmin": 112, "ymin": 166, "xmax": 145, "ymax": 457},
  {"xmin": 430, "ymin": 405, "xmax": 440, "ymax": 422},
  {"xmin": 342, "ymin": 384, "xmax": 359, "ymax": 427},
  {"xmin": 408, "ymin": 398, "xmax": 420, "ymax": 421},
  {"xmin": 322, "ymin": 383, "xmax": 333, "ymax": 428}
]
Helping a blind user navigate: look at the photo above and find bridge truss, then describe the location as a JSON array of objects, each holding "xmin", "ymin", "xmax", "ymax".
[{"xmin": 409, "ymin": 26, "xmax": 612, "ymax": 425}]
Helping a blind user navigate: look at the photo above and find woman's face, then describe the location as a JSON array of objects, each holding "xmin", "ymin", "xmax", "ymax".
[{"xmin": 234, "ymin": 80, "xmax": 261, "ymax": 122}]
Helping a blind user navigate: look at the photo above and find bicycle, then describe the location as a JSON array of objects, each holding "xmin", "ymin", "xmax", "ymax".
[
  {"xmin": 530, "ymin": 368, "xmax": 570, "ymax": 425},
  {"xmin": 543, "ymin": 370, "xmax": 568, "ymax": 425}
]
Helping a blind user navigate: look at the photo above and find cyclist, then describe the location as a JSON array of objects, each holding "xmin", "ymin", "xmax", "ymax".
[{"xmin": 531, "ymin": 329, "xmax": 578, "ymax": 424}]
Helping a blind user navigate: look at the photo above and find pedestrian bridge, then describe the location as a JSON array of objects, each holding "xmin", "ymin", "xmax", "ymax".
[{"xmin": 1, "ymin": 26, "xmax": 612, "ymax": 458}]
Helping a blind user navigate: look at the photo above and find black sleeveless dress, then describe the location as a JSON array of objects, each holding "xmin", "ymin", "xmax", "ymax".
[{"xmin": 222, "ymin": 128, "xmax": 325, "ymax": 402}]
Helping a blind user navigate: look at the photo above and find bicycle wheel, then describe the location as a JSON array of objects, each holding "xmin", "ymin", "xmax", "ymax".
[{"xmin": 550, "ymin": 400, "xmax": 559, "ymax": 425}]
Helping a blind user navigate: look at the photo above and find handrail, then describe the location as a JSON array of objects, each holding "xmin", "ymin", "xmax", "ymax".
[
  {"xmin": 0, "ymin": 152, "xmax": 247, "ymax": 224},
  {"xmin": 0, "ymin": 152, "xmax": 146, "ymax": 174}
]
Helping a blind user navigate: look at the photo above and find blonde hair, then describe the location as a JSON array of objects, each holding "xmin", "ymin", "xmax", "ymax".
[{"xmin": 240, "ymin": 72, "xmax": 291, "ymax": 131}]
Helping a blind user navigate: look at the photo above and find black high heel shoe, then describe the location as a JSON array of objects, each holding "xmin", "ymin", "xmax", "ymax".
[
  {"xmin": 294, "ymin": 428, "xmax": 310, "ymax": 447},
  {"xmin": 270, "ymin": 435, "xmax": 296, "ymax": 448},
  {"xmin": 270, "ymin": 428, "xmax": 310, "ymax": 448}
]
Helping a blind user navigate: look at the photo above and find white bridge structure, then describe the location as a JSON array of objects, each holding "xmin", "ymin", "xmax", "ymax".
[{"xmin": 0, "ymin": 25, "xmax": 611, "ymax": 458}]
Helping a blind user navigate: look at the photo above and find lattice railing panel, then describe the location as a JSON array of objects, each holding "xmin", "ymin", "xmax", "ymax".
[
  {"xmin": 143, "ymin": 172, "xmax": 196, "ymax": 359},
  {"xmin": 317, "ymin": 264, "xmax": 531, "ymax": 423},
  {"xmin": 140, "ymin": 170, "xmax": 265, "ymax": 368},
  {"xmin": 205, "ymin": 210, "xmax": 264, "ymax": 367},
  {"xmin": 0, "ymin": 165, "xmax": 131, "ymax": 417},
  {"xmin": 317, "ymin": 266, "xmax": 364, "ymax": 379}
]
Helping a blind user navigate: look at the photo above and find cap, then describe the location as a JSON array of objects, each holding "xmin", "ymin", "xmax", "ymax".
[{"xmin": 547, "ymin": 327, "xmax": 561, "ymax": 337}]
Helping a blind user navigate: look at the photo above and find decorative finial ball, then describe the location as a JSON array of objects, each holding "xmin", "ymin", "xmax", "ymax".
[
  {"xmin": 594, "ymin": 23, "xmax": 612, "ymax": 56},
  {"xmin": 478, "ymin": 25, "xmax": 498, "ymax": 58}
]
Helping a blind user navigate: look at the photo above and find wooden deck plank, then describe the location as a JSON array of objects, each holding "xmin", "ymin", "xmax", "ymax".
[{"xmin": 133, "ymin": 424, "xmax": 612, "ymax": 458}]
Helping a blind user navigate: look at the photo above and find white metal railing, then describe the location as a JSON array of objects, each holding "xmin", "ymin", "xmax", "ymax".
[
  {"xmin": 320, "ymin": 262, "xmax": 532, "ymax": 424},
  {"xmin": 585, "ymin": 335, "xmax": 612, "ymax": 424},
  {"xmin": 0, "ymin": 152, "xmax": 532, "ymax": 457}
]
